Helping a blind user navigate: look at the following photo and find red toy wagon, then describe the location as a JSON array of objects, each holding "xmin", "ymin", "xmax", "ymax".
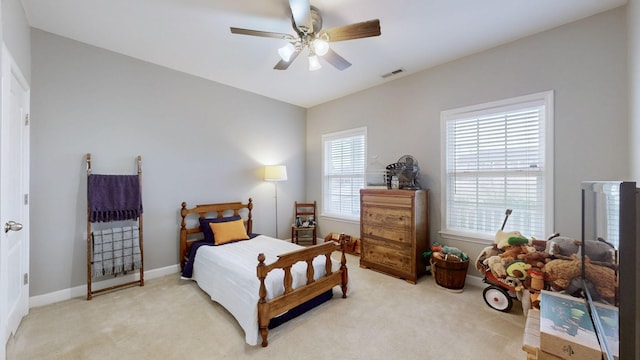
[
  {"xmin": 476, "ymin": 209, "xmax": 522, "ymax": 312},
  {"xmin": 481, "ymin": 265, "xmax": 519, "ymax": 312}
]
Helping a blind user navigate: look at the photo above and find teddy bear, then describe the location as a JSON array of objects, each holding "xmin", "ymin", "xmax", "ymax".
[
  {"xmin": 474, "ymin": 245, "xmax": 499, "ymax": 273},
  {"xmin": 542, "ymin": 255, "xmax": 616, "ymax": 303},
  {"xmin": 584, "ymin": 257, "xmax": 616, "ymax": 303},
  {"xmin": 543, "ymin": 256, "xmax": 582, "ymax": 290},
  {"xmin": 519, "ymin": 250, "xmax": 551, "ymax": 271},
  {"xmin": 483, "ymin": 256, "xmax": 507, "ymax": 278},
  {"xmin": 498, "ymin": 245, "xmax": 524, "ymax": 264}
]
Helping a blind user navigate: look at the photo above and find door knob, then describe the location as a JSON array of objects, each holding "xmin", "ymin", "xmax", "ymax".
[{"xmin": 4, "ymin": 221, "xmax": 23, "ymax": 233}]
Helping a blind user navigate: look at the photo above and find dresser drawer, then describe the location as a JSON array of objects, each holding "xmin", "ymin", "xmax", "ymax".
[
  {"xmin": 362, "ymin": 206, "xmax": 412, "ymax": 228},
  {"xmin": 361, "ymin": 194, "xmax": 413, "ymax": 207},
  {"xmin": 361, "ymin": 224, "xmax": 411, "ymax": 244},
  {"xmin": 361, "ymin": 236, "xmax": 411, "ymax": 273}
]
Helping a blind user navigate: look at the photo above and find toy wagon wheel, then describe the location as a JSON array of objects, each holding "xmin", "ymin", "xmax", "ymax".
[{"xmin": 483, "ymin": 285, "xmax": 513, "ymax": 312}]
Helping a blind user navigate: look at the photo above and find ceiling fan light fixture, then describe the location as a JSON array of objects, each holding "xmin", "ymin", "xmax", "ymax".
[
  {"xmin": 278, "ymin": 43, "xmax": 296, "ymax": 62},
  {"xmin": 311, "ymin": 38, "xmax": 329, "ymax": 56},
  {"xmin": 230, "ymin": 2, "xmax": 381, "ymax": 72},
  {"xmin": 308, "ymin": 55, "xmax": 321, "ymax": 71}
]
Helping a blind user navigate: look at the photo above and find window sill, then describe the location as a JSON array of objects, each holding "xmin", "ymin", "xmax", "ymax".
[
  {"xmin": 319, "ymin": 214, "xmax": 360, "ymax": 225},
  {"xmin": 439, "ymin": 230, "xmax": 494, "ymax": 246}
]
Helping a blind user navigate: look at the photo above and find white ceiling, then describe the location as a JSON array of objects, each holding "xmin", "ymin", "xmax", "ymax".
[{"xmin": 21, "ymin": 0, "xmax": 627, "ymax": 108}]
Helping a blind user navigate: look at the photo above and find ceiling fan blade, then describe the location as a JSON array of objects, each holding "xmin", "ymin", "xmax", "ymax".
[
  {"xmin": 321, "ymin": 19, "xmax": 381, "ymax": 42},
  {"xmin": 274, "ymin": 50, "xmax": 301, "ymax": 70},
  {"xmin": 322, "ymin": 48, "xmax": 352, "ymax": 71},
  {"xmin": 230, "ymin": 27, "xmax": 290, "ymax": 40},
  {"xmin": 289, "ymin": 0, "xmax": 312, "ymax": 33}
]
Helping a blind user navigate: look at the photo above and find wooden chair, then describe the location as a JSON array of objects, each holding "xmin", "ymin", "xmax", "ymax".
[{"xmin": 291, "ymin": 201, "xmax": 317, "ymax": 245}]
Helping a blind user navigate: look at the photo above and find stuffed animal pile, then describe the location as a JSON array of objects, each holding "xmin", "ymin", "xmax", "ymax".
[
  {"xmin": 430, "ymin": 242, "xmax": 469, "ymax": 262},
  {"xmin": 475, "ymin": 232, "xmax": 618, "ymax": 307}
]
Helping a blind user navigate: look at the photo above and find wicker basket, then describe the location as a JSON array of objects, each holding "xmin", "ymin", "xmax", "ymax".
[{"xmin": 431, "ymin": 256, "xmax": 469, "ymax": 292}]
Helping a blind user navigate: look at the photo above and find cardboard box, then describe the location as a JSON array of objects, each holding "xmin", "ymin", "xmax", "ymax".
[
  {"xmin": 324, "ymin": 232, "xmax": 360, "ymax": 255},
  {"xmin": 539, "ymin": 291, "xmax": 602, "ymax": 360}
]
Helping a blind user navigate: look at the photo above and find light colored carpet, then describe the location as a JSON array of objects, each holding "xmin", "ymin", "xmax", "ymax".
[{"xmin": 7, "ymin": 254, "xmax": 525, "ymax": 359}]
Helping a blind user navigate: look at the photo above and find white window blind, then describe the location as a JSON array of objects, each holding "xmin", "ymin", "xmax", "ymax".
[
  {"xmin": 442, "ymin": 92, "xmax": 553, "ymax": 240},
  {"xmin": 322, "ymin": 127, "xmax": 366, "ymax": 220},
  {"xmin": 602, "ymin": 182, "xmax": 620, "ymax": 248}
]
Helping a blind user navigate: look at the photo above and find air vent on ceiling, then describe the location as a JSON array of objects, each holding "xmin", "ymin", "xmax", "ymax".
[{"xmin": 381, "ymin": 68, "xmax": 405, "ymax": 79}]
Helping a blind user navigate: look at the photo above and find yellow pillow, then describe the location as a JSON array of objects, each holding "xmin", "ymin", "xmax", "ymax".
[{"xmin": 210, "ymin": 219, "xmax": 249, "ymax": 245}]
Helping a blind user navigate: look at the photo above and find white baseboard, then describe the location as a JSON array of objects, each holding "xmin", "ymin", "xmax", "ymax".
[
  {"xmin": 465, "ymin": 274, "xmax": 485, "ymax": 288},
  {"xmin": 29, "ymin": 264, "xmax": 180, "ymax": 308},
  {"xmin": 29, "ymin": 266, "xmax": 485, "ymax": 308}
]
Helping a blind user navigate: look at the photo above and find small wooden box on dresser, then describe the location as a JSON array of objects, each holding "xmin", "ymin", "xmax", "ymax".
[{"xmin": 359, "ymin": 188, "xmax": 429, "ymax": 284}]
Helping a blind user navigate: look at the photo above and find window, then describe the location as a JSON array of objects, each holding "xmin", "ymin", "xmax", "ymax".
[
  {"xmin": 602, "ymin": 183, "xmax": 620, "ymax": 248},
  {"xmin": 597, "ymin": 182, "xmax": 620, "ymax": 249},
  {"xmin": 441, "ymin": 91, "xmax": 553, "ymax": 241},
  {"xmin": 322, "ymin": 127, "xmax": 367, "ymax": 220}
]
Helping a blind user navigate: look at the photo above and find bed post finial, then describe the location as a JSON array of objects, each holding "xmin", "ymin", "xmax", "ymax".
[
  {"xmin": 247, "ymin": 198, "xmax": 253, "ymax": 234},
  {"xmin": 180, "ymin": 202, "xmax": 188, "ymax": 229},
  {"xmin": 339, "ymin": 234, "xmax": 348, "ymax": 298},
  {"xmin": 179, "ymin": 202, "xmax": 189, "ymax": 270},
  {"xmin": 257, "ymin": 252, "xmax": 269, "ymax": 347}
]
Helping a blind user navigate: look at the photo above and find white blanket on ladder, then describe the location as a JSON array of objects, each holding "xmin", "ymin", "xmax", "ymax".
[{"xmin": 92, "ymin": 226, "xmax": 142, "ymax": 278}]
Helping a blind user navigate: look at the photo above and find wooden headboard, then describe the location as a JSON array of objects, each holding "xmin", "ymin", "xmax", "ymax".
[{"xmin": 179, "ymin": 198, "xmax": 253, "ymax": 270}]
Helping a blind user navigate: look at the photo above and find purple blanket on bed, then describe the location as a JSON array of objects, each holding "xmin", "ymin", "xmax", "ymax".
[{"xmin": 181, "ymin": 240, "xmax": 209, "ymax": 278}]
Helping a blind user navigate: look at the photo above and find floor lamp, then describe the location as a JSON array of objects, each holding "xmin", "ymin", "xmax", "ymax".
[{"xmin": 264, "ymin": 165, "xmax": 287, "ymax": 238}]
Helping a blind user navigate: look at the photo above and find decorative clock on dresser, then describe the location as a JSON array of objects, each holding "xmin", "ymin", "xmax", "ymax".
[{"xmin": 359, "ymin": 188, "xmax": 429, "ymax": 284}]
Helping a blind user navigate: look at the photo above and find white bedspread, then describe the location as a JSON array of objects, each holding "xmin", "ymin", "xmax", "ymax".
[{"xmin": 191, "ymin": 235, "xmax": 338, "ymax": 346}]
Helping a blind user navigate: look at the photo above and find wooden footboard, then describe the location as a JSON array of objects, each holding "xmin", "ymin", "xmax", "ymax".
[{"xmin": 256, "ymin": 238, "xmax": 349, "ymax": 347}]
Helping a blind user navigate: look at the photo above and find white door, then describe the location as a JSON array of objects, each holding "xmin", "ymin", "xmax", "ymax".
[{"xmin": 0, "ymin": 45, "xmax": 30, "ymax": 359}]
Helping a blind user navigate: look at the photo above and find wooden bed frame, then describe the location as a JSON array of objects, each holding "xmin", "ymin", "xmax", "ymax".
[{"xmin": 179, "ymin": 198, "xmax": 349, "ymax": 347}]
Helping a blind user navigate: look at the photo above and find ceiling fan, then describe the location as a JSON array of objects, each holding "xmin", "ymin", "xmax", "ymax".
[{"xmin": 230, "ymin": 0, "xmax": 381, "ymax": 71}]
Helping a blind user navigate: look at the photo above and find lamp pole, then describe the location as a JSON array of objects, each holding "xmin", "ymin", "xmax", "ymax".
[
  {"xmin": 264, "ymin": 165, "xmax": 287, "ymax": 238},
  {"xmin": 273, "ymin": 182, "xmax": 279, "ymax": 238}
]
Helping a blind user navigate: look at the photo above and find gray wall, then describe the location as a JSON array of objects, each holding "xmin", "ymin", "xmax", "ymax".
[
  {"xmin": 307, "ymin": 7, "xmax": 629, "ymax": 275},
  {"xmin": 2, "ymin": 0, "xmax": 31, "ymax": 82},
  {"xmin": 30, "ymin": 30, "xmax": 306, "ymax": 296},
  {"xmin": 631, "ymin": 0, "xmax": 640, "ymax": 180},
  {"xmin": 626, "ymin": 0, "xmax": 640, "ymax": 354}
]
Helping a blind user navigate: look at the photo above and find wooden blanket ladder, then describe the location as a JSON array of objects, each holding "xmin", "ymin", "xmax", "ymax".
[{"xmin": 86, "ymin": 153, "xmax": 144, "ymax": 300}]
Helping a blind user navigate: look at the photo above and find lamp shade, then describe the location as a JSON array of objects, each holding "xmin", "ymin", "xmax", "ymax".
[{"xmin": 264, "ymin": 165, "xmax": 288, "ymax": 181}]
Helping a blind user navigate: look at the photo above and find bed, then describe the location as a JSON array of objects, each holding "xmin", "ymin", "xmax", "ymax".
[{"xmin": 179, "ymin": 198, "xmax": 348, "ymax": 347}]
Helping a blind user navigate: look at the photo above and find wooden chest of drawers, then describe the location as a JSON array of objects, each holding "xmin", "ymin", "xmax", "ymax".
[{"xmin": 359, "ymin": 189, "xmax": 429, "ymax": 283}]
